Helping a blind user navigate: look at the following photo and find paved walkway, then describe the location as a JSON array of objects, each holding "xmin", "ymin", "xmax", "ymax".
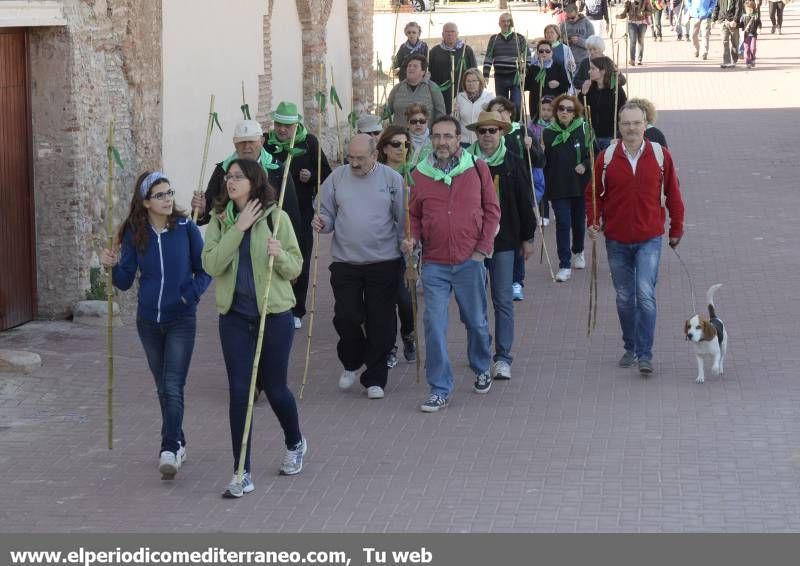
[{"xmin": 2, "ymin": 6, "xmax": 800, "ymax": 533}]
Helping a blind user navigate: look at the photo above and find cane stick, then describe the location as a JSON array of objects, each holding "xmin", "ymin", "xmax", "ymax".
[
  {"xmin": 392, "ymin": 1, "xmax": 401, "ymax": 87},
  {"xmin": 192, "ymin": 95, "xmax": 216, "ymax": 222},
  {"xmin": 300, "ymin": 66, "xmax": 326, "ymax": 400},
  {"xmin": 455, "ymin": 42, "xmax": 467, "ymax": 102},
  {"xmin": 586, "ymin": 107, "xmax": 599, "ymax": 335},
  {"xmin": 235, "ymin": 126, "xmax": 298, "ymax": 487},
  {"xmin": 624, "ymin": 34, "xmax": 630, "ymax": 95},
  {"xmin": 402, "ymin": 148, "xmax": 422, "ymax": 384},
  {"xmin": 105, "ymin": 121, "xmax": 116, "ymax": 450},
  {"xmin": 519, "ymin": 65, "xmax": 556, "ymax": 282},
  {"xmin": 450, "ymin": 53, "xmax": 456, "ymax": 114}
]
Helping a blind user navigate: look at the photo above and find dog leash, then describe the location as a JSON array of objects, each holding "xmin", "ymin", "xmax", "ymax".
[{"xmin": 671, "ymin": 246, "xmax": 697, "ymax": 313}]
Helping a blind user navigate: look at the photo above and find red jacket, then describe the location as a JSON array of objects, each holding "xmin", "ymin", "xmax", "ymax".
[
  {"xmin": 410, "ymin": 155, "xmax": 501, "ymax": 265},
  {"xmin": 586, "ymin": 140, "xmax": 684, "ymax": 244}
]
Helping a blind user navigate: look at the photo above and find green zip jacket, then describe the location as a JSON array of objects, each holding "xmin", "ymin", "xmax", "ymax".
[{"xmin": 201, "ymin": 205, "xmax": 302, "ymax": 315}]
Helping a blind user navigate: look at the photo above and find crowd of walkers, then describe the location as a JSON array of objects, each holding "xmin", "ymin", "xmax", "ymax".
[{"xmin": 101, "ymin": 0, "xmax": 791, "ymax": 494}]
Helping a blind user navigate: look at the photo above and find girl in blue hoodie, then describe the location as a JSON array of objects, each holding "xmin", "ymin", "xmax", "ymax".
[{"xmin": 101, "ymin": 171, "xmax": 210, "ymax": 480}]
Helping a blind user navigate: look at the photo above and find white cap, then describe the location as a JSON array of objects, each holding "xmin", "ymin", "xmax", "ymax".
[{"xmin": 233, "ymin": 120, "xmax": 264, "ymax": 142}]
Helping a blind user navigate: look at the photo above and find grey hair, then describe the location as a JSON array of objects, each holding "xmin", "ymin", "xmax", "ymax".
[
  {"xmin": 618, "ymin": 102, "xmax": 648, "ymax": 120},
  {"xmin": 585, "ymin": 35, "xmax": 605, "ymax": 52}
]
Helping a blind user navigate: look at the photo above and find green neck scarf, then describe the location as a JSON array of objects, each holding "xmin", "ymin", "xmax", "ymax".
[
  {"xmin": 224, "ymin": 200, "xmax": 275, "ymax": 229},
  {"xmin": 552, "ymin": 40, "xmax": 561, "ymax": 48},
  {"xmin": 268, "ymin": 123, "xmax": 308, "ymax": 153},
  {"xmin": 466, "ymin": 138, "xmax": 507, "ymax": 167},
  {"xmin": 416, "ymin": 150, "xmax": 475, "ymax": 186},
  {"xmin": 546, "ymin": 117, "xmax": 585, "ymax": 147},
  {"xmin": 500, "ymin": 30, "xmax": 514, "ymax": 39},
  {"xmin": 509, "ymin": 122, "xmax": 520, "ymax": 134},
  {"xmin": 222, "ymin": 147, "xmax": 279, "ymax": 173}
]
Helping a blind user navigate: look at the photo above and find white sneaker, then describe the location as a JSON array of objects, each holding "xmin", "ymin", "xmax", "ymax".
[
  {"xmin": 293, "ymin": 317, "xmax": 302, "ymax": 329},
  {"xmin": 222, "ymin": 472, "xmax": 254, "ymax": 498},
  {"xmin": 177, "ymin": 442, "xmax": 186, "ymax": 465},
  {"xmin": 158, "ymin": 451, "xmax": 179, "ymax": 480},
  {"xmin": 555, "ymin": 268, "xmax": 572, "ymax": 282},
  {"xmin": 492, "ymin": 360, "xmax": 512, "ymax": 380},
  {"xmin": 540, "ymin": 217, "xmax": 550, "ymax": 227},
  {"xmin": 573, "ymin": 252, "xmax": 586, "ymax": 269},
  {"xmin": 366, "ymin": 385, "xmax": 385, "ymax": 399},
  {"xmin": 338, "ymin": 369, "xmax": 357, "ymax": 390}
]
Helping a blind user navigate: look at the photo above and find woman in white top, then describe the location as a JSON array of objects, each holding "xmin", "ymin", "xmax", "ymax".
[{"xmin": 454, "ymin": 68, "xmax": 495, "ymax": 146}]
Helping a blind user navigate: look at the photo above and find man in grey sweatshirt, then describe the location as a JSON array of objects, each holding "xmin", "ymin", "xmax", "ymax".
[
  {"xmin": 563, "ymin": 4, "xmax": 596, "ymax": 64},
  {"xmin": 312, "ymin": 134, "xmax": 405, "ymax": 400}
]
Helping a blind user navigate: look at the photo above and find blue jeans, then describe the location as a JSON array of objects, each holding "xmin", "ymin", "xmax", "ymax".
[
  {"xmin": 421, "ymin": 259, "xmax": 492, "ymax": 398},
  {"xmin": 136, "ymin": 314, "xmax": 196, "ymax": 454},
  {"xmin": 219, "ymin": 310, "xmax": 301, "ymax": 473},
  {"xmin": 494, "ymin": 74, "xmax": 522, "ymax": 118},
  {"xmin": 513, "ymin": 248, "xmax": 525, "ymax": 286},
  {"xmin": 605, "ymin": 236, "xmax": 663, "ymax": 361},
  {"xmin": 550, "ymin": 197, "xmax": 586, "ymax": 269},
  {"xmin": 628, "ymin": 22, "xmax": 648, "ymax": 62},
  {"xmin": 485, "ymin": 250, "xmax": 515, "ymax": 365}
]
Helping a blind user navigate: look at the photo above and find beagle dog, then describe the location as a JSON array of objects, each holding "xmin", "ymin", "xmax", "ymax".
[{"xmin": 685, "ymin": 284, "xmax": 728, "ymax": 384}]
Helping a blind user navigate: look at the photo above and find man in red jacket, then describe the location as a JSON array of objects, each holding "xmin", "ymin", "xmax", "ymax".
[
  {"xmin": 586, "ymin": 102, "xmax": 684, "ymax": 376},
  {"xmin": 405, "ymin": 116, "xmax": 501, "ymax": 412}
]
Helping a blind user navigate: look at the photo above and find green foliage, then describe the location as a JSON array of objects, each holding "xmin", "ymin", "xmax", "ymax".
[{"xmin": 86, "ymin": 266, "xmax": 108, "ymax": 301}]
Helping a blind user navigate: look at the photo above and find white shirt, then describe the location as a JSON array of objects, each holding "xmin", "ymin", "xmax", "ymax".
[{"xmin": 622, "ymin": 140, "xmax": 646, "ymax": 174}]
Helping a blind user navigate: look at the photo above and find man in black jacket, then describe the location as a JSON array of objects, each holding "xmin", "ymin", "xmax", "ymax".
[
  {"xmin": 713, "ymin": 0, "xmax": 744, "ymax": 68},
  {"xmin": 465, "ymin": 111, "xmax": 537, "ymax": 381},
  {"xmin": 428, "ymin": 22, "xmax": 477, "ymax": 115},
  {"xmin": 265, "ymin": 101, "xmax": 332, "ymax": 328}
]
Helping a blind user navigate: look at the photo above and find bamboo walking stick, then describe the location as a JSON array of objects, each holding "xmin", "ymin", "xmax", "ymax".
[
  {"xmin": 300, "ymin": 67, "xmax": 327, "ymax": 400},
  {"xmin": 392, "ymin": 1, "xmax": 401, "ymax": 87},
  {"xmin": 586, "ymin": 106, "xmax": 599, "ymax": 335},
  {"xmin": 330, "ymin": 66, "xmax": 345, "ymax": 163},
  {"xmin": 235, "ymin": 126, "xmax": 299, "ymax": 487},
  {"xmin": 192, "ymin": 95, "xmax": 218, "ymax": 222},
  {"xmin": 105, "ymin": 121, "xmax": 116, "ymax": 450},
  {"xmin": 519, "ymin": 64, "xmax": 556, "ymax": 282},
  {"xmin": 402, "ymin": 148, "xmax": 422, "ymax": 384},
  {"xmin": 613, "ymin": 47, "xmax": 620, "ymax": 140},
  {"xmin": 450, "ymin": 53, "xmax": 456, "ymax": 115}
]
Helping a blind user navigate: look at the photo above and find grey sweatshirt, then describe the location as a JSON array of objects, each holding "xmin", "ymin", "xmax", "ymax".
[
  {"xmin": 318, "ymin": 163, "xmax": 405, "ymax": 264},
  {"xmin": 563, "ymin": 15, "xmax": 596, "ymax": 63}
]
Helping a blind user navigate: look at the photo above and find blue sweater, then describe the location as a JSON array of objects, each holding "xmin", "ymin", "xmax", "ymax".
[{"xmin": 112, "ymin": 218, "xmax": 211, "ymax": 323}]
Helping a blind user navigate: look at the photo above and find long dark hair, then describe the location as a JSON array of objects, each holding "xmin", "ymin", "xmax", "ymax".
[
  {"xmin": 590, "ymin": 56, "xmax": 615, "ymax": 89},
  {"xmin": 212, "ymin": 158, "xmax": 277, "ymax": 214},
  {"xmin": 376, "ymin": 126, "xmax": 410, "ymax": 164},
  {"xmin": 117, "ymin": 172, "xmax": 186, "ymax": 252}
]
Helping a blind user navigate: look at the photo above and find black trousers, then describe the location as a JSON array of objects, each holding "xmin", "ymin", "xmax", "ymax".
[
  {"xmin": 292, "ymin": 207, "xmax": 314, "ymax": 319},
  {"xmin": 330, "ymin": 259, "xmax": 401, "ymax": 388}
]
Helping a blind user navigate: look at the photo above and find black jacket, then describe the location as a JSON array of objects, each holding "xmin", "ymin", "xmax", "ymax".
[
  {"xmin": 524, "ymin": 61, "xmax": 570, "ymax": 120},
  {"xmin": 580, "ymin": 82, "xmax": 627, "ymax": 138},
  {"xmin": 428, "ymin": 43, "xmax": 478, "ymax": 115},
  {"xmin": 713, "ymin": 0, "xmax": 743, "ymax": 21},
  {"xmin": 393, "ymin": 41, "xmax": 429, "ymax": 81},
  {"xmin": 542, "ymin": 120, "xmax": 593, "ymax": 200},
  {"xmin": 486, "ymin": 151, "xmax": 537, "ymax": 252},
  {"xmin": 265, "ymin": 132, "xmax": 332, "ymax": 214},
  {"xmin": 198, "ymin": 163, "xmax": 302, "ymax": 244},
  {"xmin": 505, "ymin": 124, "xmax": 546, "ymax": 169}
]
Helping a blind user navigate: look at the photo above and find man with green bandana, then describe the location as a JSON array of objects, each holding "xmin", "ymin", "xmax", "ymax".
[
  {"xmin": 465, "ymin": 111, "xmax": 536, "ymax": 382},
  {"xmin": 264, "ymin": 102, "xmax": 332, "ymax": 330},
  {"xmin": 405, "ymin": 116, "xmax": 501, "ymax": 413}
]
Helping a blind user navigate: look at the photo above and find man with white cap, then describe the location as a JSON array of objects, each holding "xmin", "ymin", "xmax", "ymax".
[{"xmin": 265, "ymin": 101, "xmax": 332, "ymax": 330}]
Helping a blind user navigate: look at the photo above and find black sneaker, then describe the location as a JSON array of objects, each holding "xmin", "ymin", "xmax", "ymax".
[
  {"xmin": 473, "ymin": 371, "xmax": 492, "ymax": 394},
  {"xmin": 638, "ymin": 359, "xmax": 654, "ymax": 375},
  {"xmin": 618, "ymin": 351, "xmax": 638, "ymax": 367},
  {"xmin": 386, "ymin": 348, "xmax": 398, "ymax": 369},
  {"xmin": 420, "ymin": 394, "xmax": 448, "ymax": 413},
  {"xmin": 402, "ymin": 334, "xmax": 417, "ymax": 362}
]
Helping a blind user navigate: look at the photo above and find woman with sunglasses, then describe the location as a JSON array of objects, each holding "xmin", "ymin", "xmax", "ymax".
[
  {"xmin": 455, "ymin": 68, "xmax": 495, "ymax": 147},
  {"xmin": 525, "ymin": 40, "xmax": 570, "ymax": 121},
  {"xmin": 376, "ymin": 126, "xmax": 418, "ymax": 370},
  {"xmin": 201, "ymin": 159, "xmax": 306, "ymax": 497},
  {"xmin": 404, "ymin": 103, "xmax": 433, "ymax": 167},
  {"xmin": 580, "ymin": 55, "xmax": 627, "ymax": 150},
  {"xmin": 542, "ymin": 95, "xmax": 593, "ymax": 282},
  {"xmin": 542, "ymin": 25, "xmax": 577, "ymax": 92},
  {"xmin": 100, "ymin": 172, "xmax": 211, "ymax": 480}
]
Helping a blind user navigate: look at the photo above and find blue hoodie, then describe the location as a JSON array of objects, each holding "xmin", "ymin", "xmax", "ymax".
[
  {"xmin": 687, "ymin": 0, "xmax": 717, "ymax": 19},
  {"xmin": 112, "ymin": 218, "xmax": 211, "ymax": 323}
]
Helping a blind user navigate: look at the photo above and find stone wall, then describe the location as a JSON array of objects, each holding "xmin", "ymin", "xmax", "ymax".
[{"xmin": 29, "ymin": 0, "xmax": 162, "ymax": 318}]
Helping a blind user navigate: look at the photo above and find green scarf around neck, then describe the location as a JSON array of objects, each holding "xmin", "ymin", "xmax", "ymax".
[
  {"xmin": 222, "ymin": 147, "xmax": 279, "ymax": 173},
  {"xmin": 466, "ymin": 138, "xmax": 507, "ymax": 167},
  {"xmin": 268, "ymin": 123, "xmax": 308, "ymax": 153},
  {"xmin": 546, "ymin": 117, "xmax": 585, "ymax": 147},
  {"xmin": 500, "ymin": 30, "xmax": 514, "ymax": 39},
  {"xmin": 223, "ymin": 200, "xmax": 277, "ymax": 229},
  {"xmin": 416, "ymin": 150, "xmax": 475, "ymax": 186}
]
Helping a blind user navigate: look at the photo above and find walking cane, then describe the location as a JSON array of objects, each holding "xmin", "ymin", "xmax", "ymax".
[
  {"xmin": 234, "ymin": 127, "xmax": 299, "ymax": 489},
  {"xmin": 192, "ymin": 95, "xmax": 220, "ymax": 222},
  {"xmin": 402, "ymin": 148, "xmax": 422, "ymax": 384},
  {"xmin": 585, "ymin": 107, "xmax": 599, "ymax": 335},
  {"xmin": 300, "ymin": 67, "xmax": 326, "ymax": 400},
  {"xmin": 105, "ymin": 120, "xmax": 121, "ymax": 450}
]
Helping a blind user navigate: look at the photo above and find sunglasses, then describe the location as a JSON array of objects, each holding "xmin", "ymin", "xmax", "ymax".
[
  {"xmin": 538, "ymin": 49, "xmax": 552, "ymax": 54},
  {"xmin": 477, "ymin": 127, "xmax": 500, "ymax": 135},
  {"xmin": 409, "ymin": 118, "xmax": 427, "ymax": 125},
  {"xmin": 387, "ymin": 140, "xmax": 409, "ymax": 149},
  {"xmin": 147, "ymin": 189, "xmax": 175, "ymax": 201},
  {"xmin": 557, "ymin": 105, "xmax": 575, "ymax": 113}
]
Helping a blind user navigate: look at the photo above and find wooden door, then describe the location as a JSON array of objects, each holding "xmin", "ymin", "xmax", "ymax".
[{"xmin": 0, "ymin": 28, "xmax": 36, "ymax": 330}]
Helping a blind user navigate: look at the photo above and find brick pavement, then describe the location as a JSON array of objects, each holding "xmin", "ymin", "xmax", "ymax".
[{"xmin": 2, "ymin": 5, "xmax": 800, "ymax": 533}]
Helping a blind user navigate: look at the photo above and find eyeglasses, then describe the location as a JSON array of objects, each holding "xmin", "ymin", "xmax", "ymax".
[
  {"xmin": 224, "ymin": 173, "xmax": 247, "ymax": 182},
  {"xmin": 477, "ymin": 127, "xmax": 500, "ymax": 135},
  {"xmin": 147, "ymin": 189, "xmax": 175, "ymax": 201},
  {"xmin": 538, "ymin": 49, "xmax": 552, "ymax": 54},
  {"xmin": 557, "ymin": 105, "xmax": 576, "ymax": 113},
  {"xmin": 387, "ymin": 140, "xmax": 409, "ymax": 149},
  {"xmin": 409, "ymin": 118, "xmax": 427, "ymax": 125}
]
